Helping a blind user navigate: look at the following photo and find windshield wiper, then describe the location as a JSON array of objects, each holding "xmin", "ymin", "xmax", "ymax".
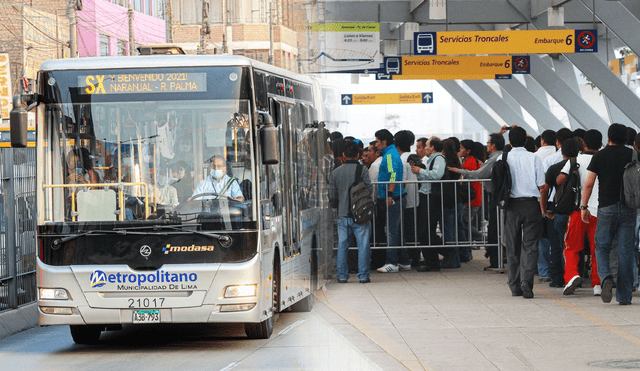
[
  {"xmin": 115, "ymin": 224, "xmax": 233, "ymax": 247},
  {"xmin": 51, "ymin": 230, "xmax": 127, "ymax": 249}
]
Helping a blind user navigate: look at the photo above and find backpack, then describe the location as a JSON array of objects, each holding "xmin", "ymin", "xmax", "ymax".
[
  {"xmin": 553, "ymin": 157, "xmax": 581, "ymax": 215},
  {"xmin": 622, "ymin": 150, "xmax": 640, "ymax": 209},
  {"xmin": 349, "ymin": 164, "xmax": 376, "ymax": 224},
  {"xmin": 490, "ymin": 151, "xmax": 512, "ymax": 209}
]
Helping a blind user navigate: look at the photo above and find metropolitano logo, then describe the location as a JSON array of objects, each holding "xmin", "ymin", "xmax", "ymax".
[{"xmin": 90, "ymin": 270, "xmax": 107, "ymax": 288}]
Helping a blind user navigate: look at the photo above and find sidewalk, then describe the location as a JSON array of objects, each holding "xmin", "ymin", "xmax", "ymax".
[{"xmin": 315, "ymin": 250, "xmax": 640, "ymax": 371}]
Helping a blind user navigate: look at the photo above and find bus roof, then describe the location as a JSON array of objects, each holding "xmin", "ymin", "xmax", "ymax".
[{"xmin": 39, "ymin": 54, "xmax": 313, "ymax": 84}]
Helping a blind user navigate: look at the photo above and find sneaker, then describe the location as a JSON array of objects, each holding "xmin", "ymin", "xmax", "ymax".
[
  {"xmin": 398, "ymin": 263, "xmax": 412, "ymax": 271},
  {"xmin": 601, "ymin": 276, "xmax": 613, "ymax": 303},
  {"xmin": 593, "ymin": 285, "xmax": 602, "ymax": 296},
  {"xmin": 377, "ymin": 264, "xmax": 399, "ymax": 273},
  {"xmin": 563, "ymin": 275, "xmax": 581, "ymax": 295}
]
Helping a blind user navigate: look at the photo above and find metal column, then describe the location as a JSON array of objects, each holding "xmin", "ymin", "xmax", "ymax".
[
  {"xmin": 463, "ymin": 80, "xmax": 538, "ymax": 135},
  {"xmin": 529, "ymin": 55, "xmax": 608, "ymax": 133},
  {"xmin": 437, "ymin": 81, "xmax": 503, "ymax": 133}
]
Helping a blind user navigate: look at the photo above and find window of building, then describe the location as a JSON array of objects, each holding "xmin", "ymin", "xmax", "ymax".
[
  {"xmin": 133, "ymin": 0, "xmax": 143, "ymax": 12},
  {"xmin": 234, "ymin": 49, "xmax": 269, "ymax": 64},
  {"xmin": 117, "ymin": 39, "xmax": 127, "ymax": 56},
  {"xmin": 100, "ymin": 34, "xmax": 110, "ymax": 56}
]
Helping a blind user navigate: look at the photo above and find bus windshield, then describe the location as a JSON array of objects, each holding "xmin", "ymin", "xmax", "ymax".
[{"xmin": 42, "ymin": 99, "xmax": 255, "ymax": 228}]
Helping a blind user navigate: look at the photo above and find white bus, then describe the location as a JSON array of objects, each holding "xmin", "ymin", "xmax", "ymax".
[{"xmin": 10, "ymin": 55, "xmax": 334, "ymax": 344}]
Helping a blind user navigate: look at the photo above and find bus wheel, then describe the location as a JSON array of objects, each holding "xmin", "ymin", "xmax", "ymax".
[
  {"xmin": 70, "ymin": 325, "xmax": 102, "ymax": 345},
  {"xmin": 290, "ymin": 292, "xmax": 314, "ymax": 312},
  {"xmin": 245, "ymin": 258, "xmax": 278, "ymax": 339}
]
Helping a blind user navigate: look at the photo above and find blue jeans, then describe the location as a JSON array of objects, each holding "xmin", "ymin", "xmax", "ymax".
[
  {"xmin": 537, "ymin": 237, "xmax": 551, "ymax": 278},
  {"xmin": 548, "ymin": 214, "xmax": 568, "ymax": 283},
  {"xmin": 595, "ymin": 204, "xmax": 638, "ymax": 303},
  {"xmin": 384, "ymin": 197, "xmax": 410, "ymax": 266},
  {"xmin": 337, "ymin": 217, "xmax": 372, "ymax": 281},
  {"xmin": 442, "ymin": 206, "xmax": 465, "ymax": 268}
]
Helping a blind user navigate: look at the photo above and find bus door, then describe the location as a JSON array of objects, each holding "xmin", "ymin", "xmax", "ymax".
[{"xmin": 273, "ymin": 100, "xmax": 299, "ymax": 259}]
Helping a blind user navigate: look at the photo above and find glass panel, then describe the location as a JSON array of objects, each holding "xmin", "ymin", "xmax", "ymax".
[{"xmin": 43, "ymin": 99, "xmax": 254, "ymax": 229}]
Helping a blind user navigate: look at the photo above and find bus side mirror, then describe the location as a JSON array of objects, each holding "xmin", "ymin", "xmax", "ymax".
[
  {"xmin": 258, "ymin": 112, "xmax": 278, "ymax": 165},
  {"xmin": 10, "ymin": 95, "xmax": 28, "ymax": 148}
]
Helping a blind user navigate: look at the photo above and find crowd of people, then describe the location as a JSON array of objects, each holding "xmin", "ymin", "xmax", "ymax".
[{"xmin": 326, "ymin": 123, "xmax": 640, "ymax": 306}]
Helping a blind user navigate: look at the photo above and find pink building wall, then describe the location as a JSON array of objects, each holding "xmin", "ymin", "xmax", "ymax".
[{"xmin": 77, "ymin": 0, "xmax": 166, "ymax": 57}]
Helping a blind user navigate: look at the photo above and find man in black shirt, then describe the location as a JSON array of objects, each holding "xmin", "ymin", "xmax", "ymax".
[
  {"xmin": 581, "ymin": 124, "xmax": 638, "ymax": 305},
  {"xmin": 539, "ymin": 139, "xmax": 581, "ymax": 289}
]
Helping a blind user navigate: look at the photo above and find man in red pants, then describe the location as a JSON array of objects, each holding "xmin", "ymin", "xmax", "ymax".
[{"xmin": 558, "ymin": 130, "xmax": 602, "ymax": 296}]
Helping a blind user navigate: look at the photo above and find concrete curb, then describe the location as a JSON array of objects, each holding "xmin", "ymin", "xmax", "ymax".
[{"xmin": 0, "ymin": 303, "xmax": 38, "ymax": 341}]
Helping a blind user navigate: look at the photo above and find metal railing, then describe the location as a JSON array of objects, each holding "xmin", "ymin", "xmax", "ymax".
[
  {"xmin": 350, "ymin": 178, "xmax": 505, "ymax": 270},
  {"xmin": 0, "ymin": 148, "xmax": 37, "ymax": 313}
]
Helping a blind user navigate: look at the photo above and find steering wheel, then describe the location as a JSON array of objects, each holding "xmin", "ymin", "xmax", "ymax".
[{"xmin": 188, "ymin": 192, "xmax": 232, "ymax": 202}]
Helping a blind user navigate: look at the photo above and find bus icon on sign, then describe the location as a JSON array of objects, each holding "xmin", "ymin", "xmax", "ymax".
[
  {"xmin": 385, "ymin": 57, "xmax": 401, "ymax": 74},
  {"xmin": 416, "ymin": 34, "xmax": 434, "ymax": 53},
  {"xmin": 414, "ymin": 32, "xmax": 437, "ymax": 55}
]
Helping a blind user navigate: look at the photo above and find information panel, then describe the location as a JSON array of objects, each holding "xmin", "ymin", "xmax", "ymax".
[
  {"xmin": 78, "ymin": 73, "xmax": 207, "ymax": 95},
  {"xmin": 415, "ymin": 29, "xmax": 597, "ymax": 55},
  {"xmin": 341, "ymin": 93, "xmax": 432, "ymax": 105},
  {"xmin": 393, "ymin": 56, "xmax": 529, "ymax": 80}
]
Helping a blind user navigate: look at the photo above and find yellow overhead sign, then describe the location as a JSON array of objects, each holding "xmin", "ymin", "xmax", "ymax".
[
  {"xmin": 394, "ymin": 56, "xmax": 516, "ymax": 80},
  {"xmin": 429, "ymin": 29, "xmax": 597, "ymax": 55},
  {"xmin": 341, "ymin": 93, "xmax": 433, "ymax": 105}
]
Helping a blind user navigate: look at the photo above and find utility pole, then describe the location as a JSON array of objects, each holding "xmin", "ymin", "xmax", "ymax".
[
  {"xmin": 200, "ymin": 0, "xmax": 209, "ymax": 54},
  {"xmin": 68, "ymin": 0, "xmax": 78, "ymax": 57},
  {"xmin": 128, "ymin": 2, "xmax": 135, "ymax": 55},
  {"xmin": 268, "ymin": 0, "xmax": 273, "ymax": 65},
  {"xmin": 221, "ymin": 0, "xmax": 226, "ymax": 53}
]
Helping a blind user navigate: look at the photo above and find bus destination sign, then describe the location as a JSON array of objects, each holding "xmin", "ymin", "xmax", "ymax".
[{"xmin": 78, "ymin": 73, "xmax": 207, "ymax": 95}]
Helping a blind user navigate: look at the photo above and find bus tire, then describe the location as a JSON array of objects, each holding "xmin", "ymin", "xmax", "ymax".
[
  {"xmin": 70, "ymin": 325, "xmax": 102, "ymax": 345},
  {"xmin": 245, "ymin": 255, "xmax": 279, "ymax": 339},
  {"xmin": 290, "ymin": 292, "xmax": 314, "ymax": 312}
]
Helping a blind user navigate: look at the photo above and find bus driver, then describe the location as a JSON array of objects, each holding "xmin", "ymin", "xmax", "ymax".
[{"xmin": 191, "ymin": 156, "xmax": 244, "ymax": 201}]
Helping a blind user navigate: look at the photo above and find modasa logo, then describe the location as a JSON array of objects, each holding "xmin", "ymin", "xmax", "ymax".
[
  {"xmin": 90, "ymin": 270, "xmax": 108, "ymax": 288},
  {"xmin": 162, "ymin": 243, "xmax": 215, "ymax": 254}
]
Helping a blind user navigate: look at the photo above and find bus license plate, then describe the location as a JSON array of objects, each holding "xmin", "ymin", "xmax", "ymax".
[{"xmin": 133, "ymin": 309, "xmax": 160, "ymax": 323}]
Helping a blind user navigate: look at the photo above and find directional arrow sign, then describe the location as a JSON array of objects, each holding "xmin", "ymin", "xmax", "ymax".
[
  {"xmin": 341, "ymin": 94, "xmax": 352, "ymax": 105},
  {"xmin": 341, "ymin": 93, "xmax": 432, "ymax": 105},
  {"xmin": 392, "ymin": 56, "xmax": 526, "ymax": 80}
]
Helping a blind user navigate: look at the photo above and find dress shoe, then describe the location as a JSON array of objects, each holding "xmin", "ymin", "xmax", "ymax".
[
  {"xmin": 601, "ymin": 276, "xmax": 613, "ymax": 303},
  {"xmin": 521, "ymin": 282, "xmax": 534, "ymax": 299}
]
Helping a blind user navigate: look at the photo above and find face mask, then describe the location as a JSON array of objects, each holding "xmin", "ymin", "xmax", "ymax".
[
  {"xmin": 157, "ymin": 177, "xmax": 167, "ymax": 186},
  {"xmin": 179, "ymin": 169, "xmax": 186, "ymax": 178},
  {"xmin": 75, "ymin": 161, "xmax": 83, "ymax": 176},
  {"xmin": 211, "ymin": 169, "xmax": 224, "ymax": 179}
]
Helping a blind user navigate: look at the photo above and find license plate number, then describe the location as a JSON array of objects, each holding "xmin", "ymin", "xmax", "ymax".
[{"xmin": 133, "ymin": 309, "xmax": 160, "ymax": 323}]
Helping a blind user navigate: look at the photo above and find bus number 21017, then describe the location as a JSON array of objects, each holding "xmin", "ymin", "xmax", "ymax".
[{"xmin": 128, "ymin": 298, "xmax": 165, "ymax": 308}]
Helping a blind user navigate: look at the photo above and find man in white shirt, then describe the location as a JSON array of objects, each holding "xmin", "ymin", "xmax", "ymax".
[
  {"xmin": 497, "ymin": 127, "xmax": 545, "ymax": 299},
  {"xmin": 192, "ymin": 156, "xmax": 243, "ymax": 201}
]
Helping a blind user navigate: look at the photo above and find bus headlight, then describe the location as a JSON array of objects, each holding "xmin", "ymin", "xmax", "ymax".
[
  {"xmin": 224, "ymin": 285, "xmax": 256, "ymax": 298},
  {"xmin": 39, "ymin": 288, "xmax": 69, "ymax": 300}
]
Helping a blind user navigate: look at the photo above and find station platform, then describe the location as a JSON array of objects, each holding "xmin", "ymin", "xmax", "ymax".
[{"xmin": 314, "ymin": 249, "xmax": 640, "ymax": 371}]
